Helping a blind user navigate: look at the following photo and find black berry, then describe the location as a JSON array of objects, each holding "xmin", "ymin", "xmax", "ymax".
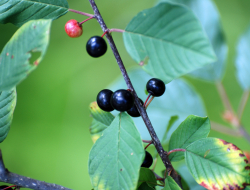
[
  {"xmin": 86, "ymin": 36, "xmax": 107, "ymax": 57},
  {"xmin": 127, "ymin": 98, "xmax": 143, "ymax": 117},
  {"xmin": 111, "ymin": 90, "xmax": 134, "ymax": 112},
  {"xmin": 141, "ymin": 151, "xmax": 153, "ymax": 168},
  {"xmin": 97, "ymin": 89, "xmax": 114, "ymax": 112},
  {"xmin": 146, "ymin": 78, "xmax": 165, "ymax": 97}
]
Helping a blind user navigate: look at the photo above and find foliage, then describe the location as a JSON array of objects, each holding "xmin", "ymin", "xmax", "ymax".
[{"xmin": 0, "ymin": 0, "xmax": 250, "ymax": 190}]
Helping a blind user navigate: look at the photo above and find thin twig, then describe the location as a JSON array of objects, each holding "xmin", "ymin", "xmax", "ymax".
[
  {"xmin": 166, "ymin": 149, "xmax": 186, "ymax": 156},
  {"xmin": 237, "ymin": 91, "xmax": 250, "ymax": 120},
  {"xmin": 109, "ymin": 28, "xmax": 125, "ymax": 33},
  {"xmin": 88, "ymin": 0, "xmax": 182, "ymax": 187},
  {"xmin": 211, "ymin": 121, "xmax": 242, "ymax": 136},
  {"xmin": 142, "ymin": 140, "xmax": 152, "ymax": 143},
  {"xmin": 68, "ymin": 9, "xmax": 94, "ymax": 17},
  {"xmin": 215, "ymin": 81, "xmax": 234, "ymax": 113},
  {"xmin": 215, "ymin": 82, "xmax": 250, "ymax": 143},
  {"xmin": 0, "ymin": 150, "xmax": 72, "ymax": 190}
]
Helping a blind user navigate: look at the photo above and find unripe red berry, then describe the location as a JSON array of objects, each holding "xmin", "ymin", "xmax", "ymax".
[{"xmin": 65, "ymin": 19, "xmax": 83, "ymax": 38}]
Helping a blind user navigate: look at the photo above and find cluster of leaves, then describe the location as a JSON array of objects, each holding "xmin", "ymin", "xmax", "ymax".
[{"xmin": 0, "ymin": 0, "xmax": 250, "ymax": 190}]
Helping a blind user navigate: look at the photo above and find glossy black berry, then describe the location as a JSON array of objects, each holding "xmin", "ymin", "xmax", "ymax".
[
  {"xmin": 111, "ymin": 90, "xmax": 134, "ymax": 112},
  {"xmin": 86, "ymin": 36, "xmax": 107, "ymax": 57},
  {"xmin": 127, "ymin": 98, "xmax": 143, "ymax": 117},
  {"xmin": 97, "ymin": 89, "xmax": 114, "ymax": 112},
  {"xmin": 146, "ymin": 78, "xmax": 165, "ymax": 97},
  {"xmin": 141, "ymin": 151, "xmax": 153, "ymax": 168},
  {"xmin": 0, "ymin": 186, "xmax": 13, "ymax": 190}
]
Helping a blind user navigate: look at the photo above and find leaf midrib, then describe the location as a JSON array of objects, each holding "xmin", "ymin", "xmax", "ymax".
[{"xmin": 124, "ymin": 31, "xmax": 215, "ymax": 60}]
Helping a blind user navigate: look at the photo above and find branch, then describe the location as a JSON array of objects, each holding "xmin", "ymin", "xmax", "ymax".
[
  {"xmin": 237, "ymin": 90, "xmax": 250, "ymax": 120},
  {"xmin": 88, "ymin": 0, "xmax": 182, "ymax": 187},
  {"xmin": 215, "ymin": 81, "xmax": 250, "ymax": 143},
  {"xmin": 0, "ymin": 150, "xmax": 72, "ymax": 190},
  {"xmin": 211, "ymin": 121, "xmax": 242, "ymax": 136},
  {"xmin": 215, "ymin": 81, "xmax": 234, "ymax": 113}
]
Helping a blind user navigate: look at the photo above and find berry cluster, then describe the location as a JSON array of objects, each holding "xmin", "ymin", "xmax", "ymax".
[
  {"xmin": 65, "ymin": 20, "xmax": 107, "ymax": 58},
  {"xmin": 96, "ymin": 78, "xmax": 165, "ymax": 117}
]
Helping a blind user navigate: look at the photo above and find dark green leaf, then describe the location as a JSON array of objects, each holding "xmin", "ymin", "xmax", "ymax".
[
  {"xmin": 236, "ymin": 25, "xmax": 250, "ymax": 90},
  {"xmin": 159, "ymin": 0, "xmax": 227, "ymax": 81},
  {"xmin": 88, "ymin": 113, "xmax": 145, "ymax": 190},
  {"xmin": 162, "ymin": 115, "xmax": 178, "ymax": 146},
  {"xmin": 138, "ymin": 182, "xmax": 155, "ymax": 190},
  {"xmin": 0, "ymin": 88, "xmax": 16, "ymax": 143},
  {"xmin": 123, "ymin": 2, "xmax": 216, "ymax": 83},
  {"xmin": 0, "ymin": 0, "xmax": 68, "ymax": 26},
  {"xmin": 185, "ymin": 138, "xmax": 250, "ymax": 189},
  {"xmin": 89, "ymin": 101, "xmax": 115, "ymax": 143},
  {"xmin": 109, "ymin": 68, "xmax": 206, "ymax": 142},
  {"xmin": 137, "ymin": 168, "xmax": 157, "ymax": 188},
  {"xmin": 0, "ymin": 19, "xmax": 52, "ymax": 91},
  {"xmin": 169, "ymin": 115, "xmax": 210, "ymax": 162},
  {"xmin": 163, "ymin": 176, "xmax": 182, "ymax": 190}
]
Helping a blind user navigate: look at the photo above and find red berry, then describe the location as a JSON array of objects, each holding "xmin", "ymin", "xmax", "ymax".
[{"xmin": 65, "ymin": 19, "xmax": 83, "ymax": 38}]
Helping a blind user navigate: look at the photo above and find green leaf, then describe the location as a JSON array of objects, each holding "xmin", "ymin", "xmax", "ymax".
[
  {"xmin": 123, "ymin": 2, "xmax": 216, "ymax": 83},
  {"xmin": 236, "ymin": 24, "xmax": 250, "ymax": 90},
  {"xmin": 162, "ymin": 115, "xmax": 178, "ymax": 146},
  {"xmin": 109, "ymin": 68, "xmax": 206, "ymax": 142},
  {"xmin": 163, "ymin": 176, "xmax": 182, "ymax": 190},
  {"xmin": 138, "ymin": 182, "xmax": 155, "ymax": 190},
  {"xmin": 185, "ymin": 138, "xmax": 250, "ymax": 189},
  {"xmin": 0, "ymin": 0, "xmax": 68, "ymax": 26},
  {"xmin": 159, "ymin": 0, "xmax": 227, "ymax": 82},
  {"xmin": 137, "ymin": 168, "xmax": 157, "ymax": 188},
  {"xmin": 0, "ymin": 88, "xmax": 16, "ymax": 143},
  {"xmin": 169, "ymin": 115, "xmax": 210, "ymax": 162},
  {"xmin": 89, "ymin": 101, "xmax": 115, "ymax": 143},
  {"xmin": 0, "ymin": 19, "xmax": 51, "ymax": 91},
  {"xmin": 88, "ymin": 112, "xmax": 145, "ymax": 190}
]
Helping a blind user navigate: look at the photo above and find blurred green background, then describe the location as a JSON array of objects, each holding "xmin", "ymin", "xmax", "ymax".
[{"xmin": 0, "ymin": 0, "xmax": 250, "ymax": 189}]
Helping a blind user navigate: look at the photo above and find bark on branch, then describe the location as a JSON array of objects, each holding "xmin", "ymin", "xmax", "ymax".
[{"xmin": 0, "ymin": 150, "xmax": 72, "ymax": 190}]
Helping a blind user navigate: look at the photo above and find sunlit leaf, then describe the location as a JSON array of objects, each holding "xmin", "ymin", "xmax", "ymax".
[
  {"xmin": 159, "ymin": 0, "xmax": 227, "ymax": 81},
  {"xmin": 0, "ymin": 88, "xmax": 16, "ymax": 143},
  {"xmin": 88, "ymin": 113, "xmax": 144, "ymax": 190},
  {"xmin": 163, "ymin": 176, "xmax": 182, "ymax": 190},
  {"xmin": 137, "ymin": 168, "xmax": 157, "ymax": 188},
  {"xmin": 89, "ymin": 101, "xmax": 114, "ymax": 143},
  {"xmin": 0, "ymin": 0, "xmax": 68, "ymax": 26},
  {"xmin": 109, "ymin": 68, "xmax": 206, "ymax": 142},
  {"xmin": 123, "ymin": 2, "xmax": 216, "ymax": 83},
  {"xmin": 185, "ymin": 138, "xmax": 250, "ymax": 190},
  {"xmin": 0, "ymin": 19, "xmax": 51, "ymax": 91},
  {"xmin": 169, "ymin": 115, "xmax": 210, "ymax": 162},
  {"xmin": 236, "ymin": 25, "xmax": 250, "ymax": 90}
]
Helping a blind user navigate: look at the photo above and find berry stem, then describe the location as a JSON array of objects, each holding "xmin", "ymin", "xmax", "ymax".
[
  {"xmin": 144, "ymin": 94, "xmax": 152, "ymax": 107},
  {"xmin": 88, "ymin": 0, "xmax": 182, "ymax": 188},
  {"xmin": 145, "ymin": 96, "xmax": 155, "ymax": 109},
  {"xmin": 237, "ymin": 90, "xmax": 250, "ymax": 120},
  {"xmin": 2, "ymin": 185, "xmax": 16, "ymax": 190},
  {"xmin": 79, "ymin": 16, "xmax": 95, "ymax": 25},
  {"xmin": 68, "ymin": 9, "xmax": 94, "ymax": 17},
  {"xmin": 166, "ymin": 149, "xmax": 186, "ymax": 156},
  {"xmin": 101, "ymin": 31, "xmax": 109, "ymax": 38},
  {"xmin": 144, "ymin": 141, "xmax": 153, "ymax": 149}
]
